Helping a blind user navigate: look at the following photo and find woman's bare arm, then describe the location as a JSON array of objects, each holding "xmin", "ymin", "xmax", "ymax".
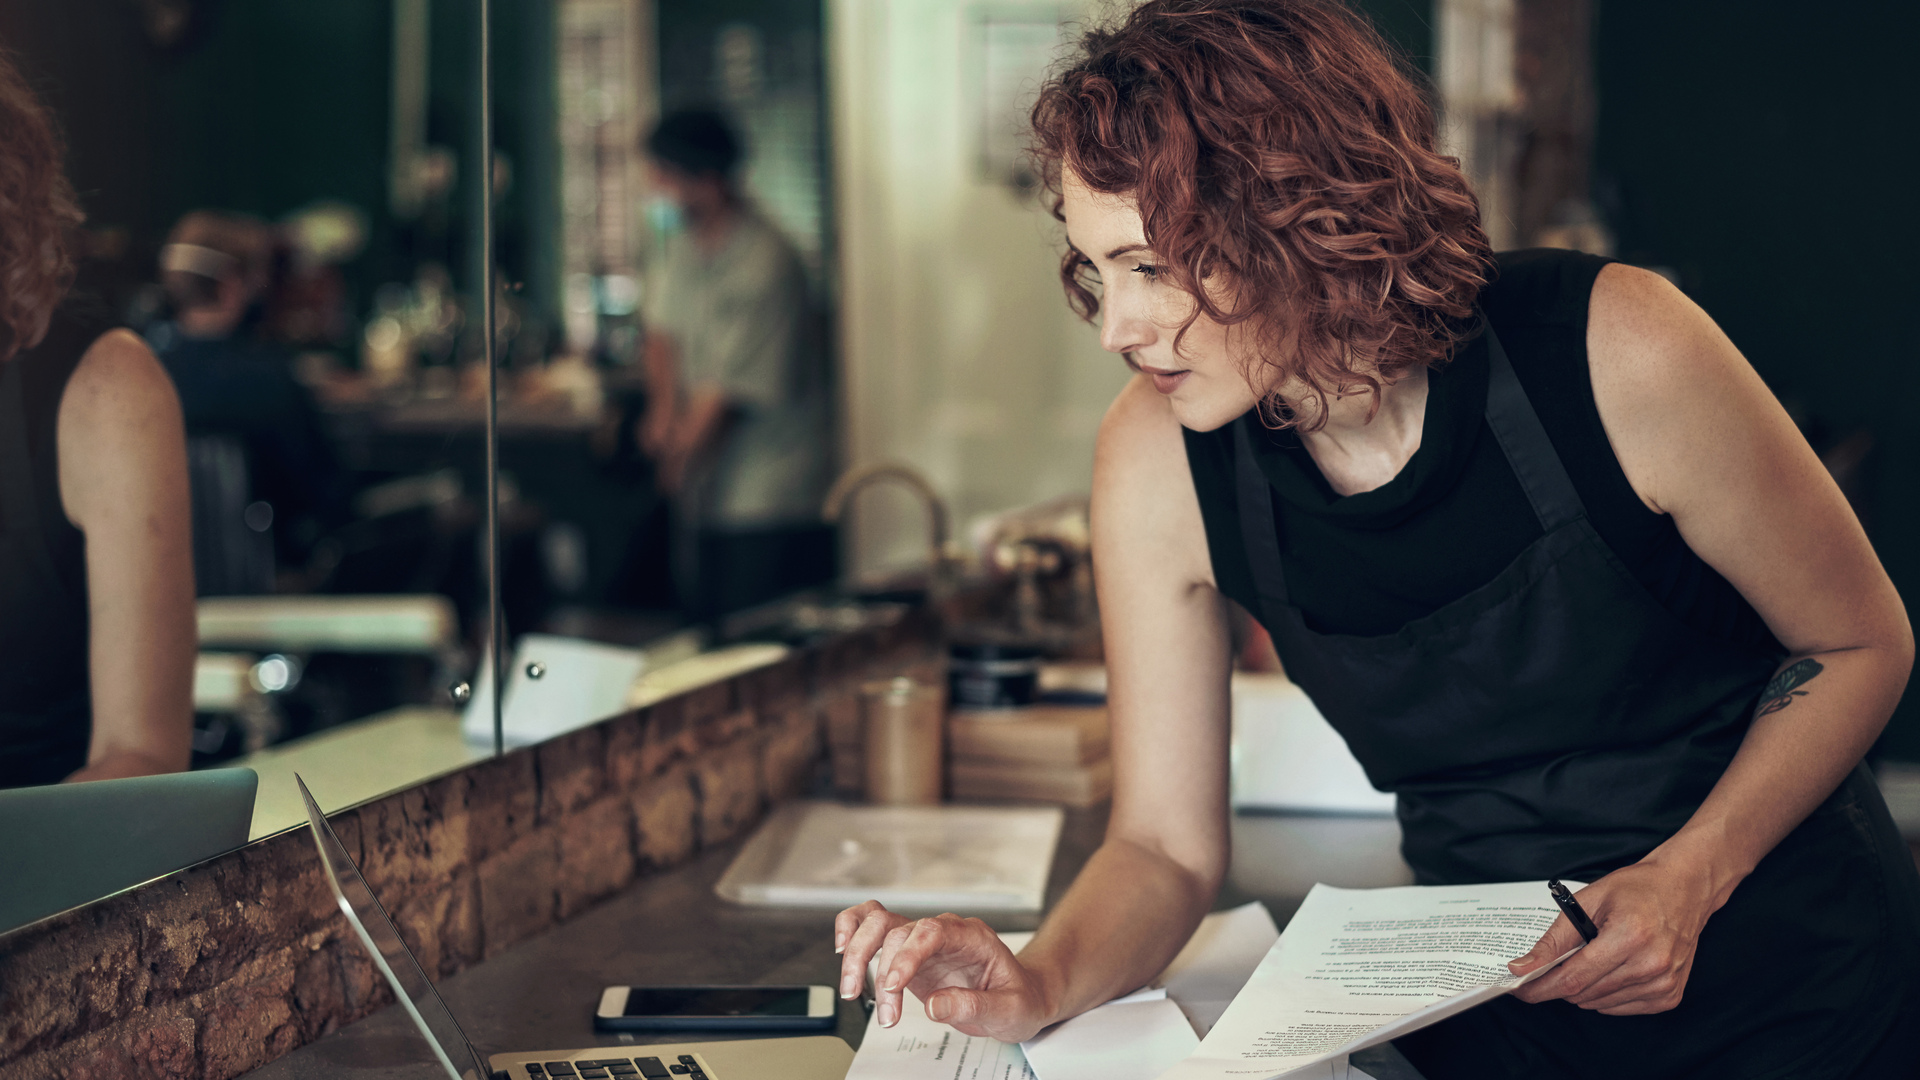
[
  {"xmin": 56, "ymin": 329, "xmax": 195, "ymax": 782},
  {"xmin": 1511, "ymin": 264, "xmax": 1912, "ymax": 1013},
  {"xmin": 837, "ymin": 373, "xmax": 1236, "ymax": 1040}
]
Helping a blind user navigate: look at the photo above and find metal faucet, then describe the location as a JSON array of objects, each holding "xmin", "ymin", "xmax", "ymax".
[{"xmin": 822, "ymin": 463, "xmax": 957, "ymax": 583}]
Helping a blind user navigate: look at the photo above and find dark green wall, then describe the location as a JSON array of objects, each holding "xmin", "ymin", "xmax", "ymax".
[
  {"xmin": 1349, "ymin": 0, "xmax": 1434, "ymax": 74},
  {"xmin": 155, "ymin": 4, "xmax": 391, "ymax": 247},
  {"xmin": 1594, "ymin": 0, "xmax": 1920, "ymax": 758},
  {"xmin": 1, "ymin": 0, "xmax": 558, "ymax": 327}
]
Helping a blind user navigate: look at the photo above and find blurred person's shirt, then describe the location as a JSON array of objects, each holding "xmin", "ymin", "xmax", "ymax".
[
  {"xmin": 147, "ymin": 326, "xmax": 346, "ymax": 564},
  {"xmin": 0, "ymin": 306, "xmax": 101, "ymax": 787},
  {"xmin": 642, "ymin": 209, "xmax": 831, "ymax": 529}
]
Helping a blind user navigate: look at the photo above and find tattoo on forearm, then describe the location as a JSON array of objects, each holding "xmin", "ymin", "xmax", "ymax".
[{"xmin": 1754, "ymin": 658, "xmax": 1825, "ymax": 718}]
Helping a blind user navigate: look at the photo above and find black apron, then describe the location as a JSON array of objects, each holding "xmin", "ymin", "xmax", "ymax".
[
  {"xmin": 0, "ymin": 349, "xmax": 92, "ymax": 788},
  {"xmin": 1231, "ymin": 329, "xmax": 1920, "ymax": 1078}
]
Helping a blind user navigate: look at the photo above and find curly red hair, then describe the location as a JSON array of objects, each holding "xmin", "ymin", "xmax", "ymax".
[
  {"xmin": 0, "ymin": 51, "xmax": 83, "ymax": 365},
  {"xmin": 1031, "ymin": 0, "xmax": 1492, "ymax": 426}
]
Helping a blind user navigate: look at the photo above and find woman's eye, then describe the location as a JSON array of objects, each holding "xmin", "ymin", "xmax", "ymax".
[{"xmin": 1131, "ymin": 264, "xmax": 1159, "ymax": 279}]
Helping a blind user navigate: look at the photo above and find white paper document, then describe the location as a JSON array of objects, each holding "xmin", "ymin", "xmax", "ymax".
[
  {"xmin": 1159, "ymin": 881, "xmax": 1582, "ymax": 1080},
  {"xmin": 848, "ymin": 904, "xmax": 1280, "ymax": 1080},
  {"xmin": 1155, "ymin": 900, "xmax": 1283, "ymax": 1036},
  {"xmin": 845, "ymin": 1001, "xmax": 1038, "ymax": 1080}
]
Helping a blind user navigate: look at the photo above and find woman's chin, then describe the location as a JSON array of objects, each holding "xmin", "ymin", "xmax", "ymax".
[{"xmin": 1168, "ymin": 386, "xmax": 1258, "ymax": 433}]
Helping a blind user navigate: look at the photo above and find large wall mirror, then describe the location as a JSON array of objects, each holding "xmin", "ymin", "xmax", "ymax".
[{"xmin": 0, "ymin": 0, "xmax": 850, "ymax": 933}]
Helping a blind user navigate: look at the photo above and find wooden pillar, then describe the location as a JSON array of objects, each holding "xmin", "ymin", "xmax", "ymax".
[{"xmin": 1513, "ymin": 0, "xmax": 1609, "ymax": 252}]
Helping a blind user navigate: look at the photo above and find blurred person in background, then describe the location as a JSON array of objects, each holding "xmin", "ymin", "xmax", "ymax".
[
  {"xmin": 149, "ymin": 210, "xmax": 346, "ymax": 575},
  {"xmin": 0, "ymin": 51, "xmax": 193, "ymax": 787},
  {"xmin": 639, "ymin": 108, "xmax": 834, "ymax": 620}
]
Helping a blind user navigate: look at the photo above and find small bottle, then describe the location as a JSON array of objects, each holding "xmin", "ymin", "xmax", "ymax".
[{"xmin": 861, "ymin": 676, "xmax": 945, "ymax": 804}]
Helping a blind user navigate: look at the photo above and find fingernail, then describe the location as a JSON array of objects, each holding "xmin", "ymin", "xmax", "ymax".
[
  {"xmin": 883, "ymin": 975, "xmax": 899, "ymax": 992},
  {"xmin": 928, "ymin": 997, "xmax": 950, "ymax": 1022},
  {"xmin": 879, "ymin": 1002, "xmax": 896, "ymax": 1027},
  {"xmin": 835, "ymin": 933, "xmax": 847, "ymax": 952},
  {"xmin": 841, "ymin": 978, "xmax": 858, "ymax": 999}
]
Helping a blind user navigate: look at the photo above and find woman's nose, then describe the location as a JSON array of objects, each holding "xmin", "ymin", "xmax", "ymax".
[{"xmin": 1100, "ymin": 301, "xmax": 1155, "ymax": 355}]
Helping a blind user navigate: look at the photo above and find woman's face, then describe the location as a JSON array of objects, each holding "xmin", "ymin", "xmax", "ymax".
[{"xmin": 1060, "ymin": 170, "xmax": 1262, "ymax": 432}]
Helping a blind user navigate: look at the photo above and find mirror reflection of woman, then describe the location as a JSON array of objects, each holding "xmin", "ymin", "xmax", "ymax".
[
  {"xmin": 0, "ymin": 54, "xmax": 194, "ymax": 787},
  {"xmin": 834, "ymin": 2, "xmax": 1919, "ymax": 1076}
]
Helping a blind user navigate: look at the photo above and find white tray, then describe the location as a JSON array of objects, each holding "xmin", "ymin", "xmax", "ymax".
[{"xmin": 715, "ymin": 801, "xmax": 1063, "ymax": 912}]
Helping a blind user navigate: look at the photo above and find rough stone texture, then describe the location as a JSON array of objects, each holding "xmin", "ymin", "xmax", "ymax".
[
  {"xmin": 630, "ymin": 764, "xmax": 699, "ymax": 869},
  {"xmin": 476, "ymin": 827, "xmax": 562, "ymax": 958},
  {"xmin": 0, "ymin": 609, "xmax": 942, "ymax": 1080},
  {"xmin": 762, "ymin": 706, "xmax": 824, "ymax": 804},
  {"xmin": 555, "ymin": 794, "xmax": 638, "ymax": 920},
  {"xmin": 692, "ymin": 736, "xmax": 767, "ymax": 847}
]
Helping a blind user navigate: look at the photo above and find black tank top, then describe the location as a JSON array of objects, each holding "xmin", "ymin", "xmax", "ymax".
[
  {"xmin": 1184, "ymin": 248, "xmax": 1778, "ymax": 651},
  {"xmin": 0, "ymin": 305, "xmax": 99, "ymax": 788}
]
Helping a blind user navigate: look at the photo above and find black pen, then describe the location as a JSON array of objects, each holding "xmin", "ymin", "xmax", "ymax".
[{"xmin": 1548, "ymin": 879, "xmax": 1600, "ymax": 942}]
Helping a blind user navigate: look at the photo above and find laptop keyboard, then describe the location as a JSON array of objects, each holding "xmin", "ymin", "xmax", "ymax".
[{"xmin": 520, "ymin": 1054, "xmax": 711, "ymax": 1080}]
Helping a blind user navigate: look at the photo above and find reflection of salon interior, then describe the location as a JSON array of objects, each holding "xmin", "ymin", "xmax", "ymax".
[{"xmin": 3, "ymin": 1, "xmax": 1918, "ymax": 1078}]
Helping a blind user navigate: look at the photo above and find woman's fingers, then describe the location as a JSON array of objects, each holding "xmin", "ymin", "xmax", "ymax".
[
  {"xmin": 1564, "ymin": 944, "xmax": 1689, "ymax": 1012},
  {"xmin": 873, "ymin": 920, "xmax": 923, "ymax": 1027},
  {"xmin": 875, "ymin": 914, "xmax": 1012, "ymax": 1029},
  {"xmin": 1507, "ymin": 876, "xmax": 1694, "ymax": 1015},
  {"xmin": 1506, "ymin": 913, "xmax": 1585, "ymax": 981},
  {"xmin": 834, "ymin": 900, "xmax": 888, "ymax": 954},
  {"xmin": 925, "ymin": 986, "xmax": 1048, "ymax": 1043},
  {"xmin": 837, "ymin": 903, "xmax": 905, "ymax": 1001}
]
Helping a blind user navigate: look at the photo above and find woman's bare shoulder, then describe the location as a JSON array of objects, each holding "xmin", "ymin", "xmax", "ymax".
[
  {"xmin": 1097, "ymin": 372, "xmax": 1184, "ymax": 455},
  {"xmin": 1585, "ymin": 261, "xmax": 1798, "ymax": 517},
  {"xmin": 57, "ymin": 329, "xmax": 186, "ymax": 527},
  {"xmin": 1093, "ymin": 374, "xmax": 1214, "ymax": 589},
  {"xmin": 62, "ymin": 328, "xmax": 179, "ymax": 420}
]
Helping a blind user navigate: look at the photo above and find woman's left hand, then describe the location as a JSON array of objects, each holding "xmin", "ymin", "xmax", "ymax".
[{"xmin": 1506, "ymin": 859, "xmax": 1725, "ymax": 1015}]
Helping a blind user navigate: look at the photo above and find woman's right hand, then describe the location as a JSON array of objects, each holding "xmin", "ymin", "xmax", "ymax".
[{"xmin": 834, "ymin": 900, "xmax": 1058, "ymax": 1042}]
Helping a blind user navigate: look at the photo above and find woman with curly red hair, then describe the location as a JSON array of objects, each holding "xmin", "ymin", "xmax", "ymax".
[
  {"xmin": 0, "ymin": 51, "xmax": 194, "ymax": 787},
  {"xmin": 835, "ymin": 1, "xmax": 1918, "ymax": 1075}
]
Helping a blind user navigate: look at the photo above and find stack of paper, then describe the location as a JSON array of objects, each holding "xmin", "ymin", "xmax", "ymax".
[
  {"xmin": 843, "ymin": 880, "xmax": 1583, "ymax": 1080},
  {"xmin": 847, "ymin": 903, "xmax": 1382, "ymax": 1080},
  {"xmin": 1160, "ymin": 881, "xmax": 1581, "ymax": 1080}
]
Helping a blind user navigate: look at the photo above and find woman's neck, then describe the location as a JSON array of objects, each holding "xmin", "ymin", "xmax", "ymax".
[{"xmin": 1289, "ymin": 367, "xmax": 1430, "ymax": 497}]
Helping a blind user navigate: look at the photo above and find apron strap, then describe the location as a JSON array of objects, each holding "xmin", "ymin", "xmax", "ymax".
[
  {"xmin": 1229, "ymin": 324, "xmax": 1590, "ymax": 615},
  {"xmin": 1232, "ymin": 416, "xmax": 1290, "ymax": 611},
  {"xmin": 1482, "ymin": 326, "xmax": 1588, "ymax": 532}
]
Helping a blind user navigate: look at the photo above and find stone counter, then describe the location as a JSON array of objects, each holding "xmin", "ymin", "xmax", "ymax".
[{"xmin": 0, "ymin": 610, "xmax": 940, "ymax": 1080}]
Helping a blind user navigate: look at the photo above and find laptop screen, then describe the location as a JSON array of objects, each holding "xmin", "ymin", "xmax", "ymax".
[{"xmin": 298, "ymin": 775, "xmax": 491, "ymax": 1080}]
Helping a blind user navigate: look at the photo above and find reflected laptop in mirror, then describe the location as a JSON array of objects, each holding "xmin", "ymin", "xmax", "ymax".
[
  {"xmin": 296, "ymin": 775, "xmax": 853, "ymax": 1080},
  {"xmin": 0, "ymin": 767, "xmax": 258, "ymax": 934}
]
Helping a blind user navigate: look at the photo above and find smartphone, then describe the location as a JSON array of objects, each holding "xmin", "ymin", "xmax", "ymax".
[{"xmin": 594, "ymin": 985, "xmax": 838, "ymax": 1031}]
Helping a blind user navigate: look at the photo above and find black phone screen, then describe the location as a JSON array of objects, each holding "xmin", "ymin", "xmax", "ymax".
[{"xmin": 622, "ymin": 986, "xmax": 811, "ymax": 1018}]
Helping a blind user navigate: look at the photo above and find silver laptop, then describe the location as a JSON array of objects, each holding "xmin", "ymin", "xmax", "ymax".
[
  {"xmin": 297, "ymin": 775, "xmax": 854, "ymax": 1080},
  {"xmin": 0, "ymin": 767, "xmax": 258, "ymax": 934}
]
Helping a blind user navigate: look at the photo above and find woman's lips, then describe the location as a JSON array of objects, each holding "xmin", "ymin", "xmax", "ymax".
[
  {"xmin": 1136, "ymin": 363, "xmax": 1190, "ymax": 395},
  {"xmin": 1148, "ymin": 370, "xmax": 1190, "ymax": 394},
  {"xmin": 1125, "ymin": 354, "xmax": 1191, "ymax": 395}
]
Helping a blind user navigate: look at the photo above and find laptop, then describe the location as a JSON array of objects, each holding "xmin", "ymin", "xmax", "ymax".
[
  {"xmin": 0, "ymin": 767, "xmax": 258, "ymax": 934},
  {"xmin": 296, "ymin": 775, "xmax": 854, "ymax": 1080}
]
